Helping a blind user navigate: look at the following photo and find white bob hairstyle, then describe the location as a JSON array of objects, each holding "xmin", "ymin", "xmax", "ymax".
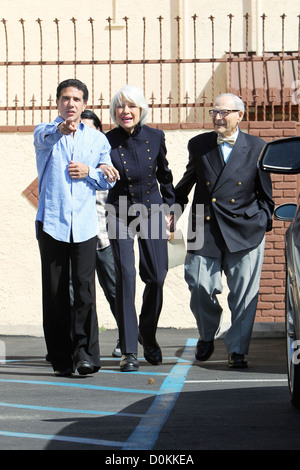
[{"xmin": 109, "ymin": 85, "xmax": 149, "ymax": 127}]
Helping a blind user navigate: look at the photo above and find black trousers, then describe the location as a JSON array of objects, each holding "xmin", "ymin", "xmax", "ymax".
[
  {"xmin": 95, "ymin": 245, "xmax": 117, "ymax": 322},
  {"xmin": 37, "ymin": 223, "xmax": 100, "ymax": 371},
  {"xmin": 108, "ymin": 214, "xmax": 168, "ymax": 355}
]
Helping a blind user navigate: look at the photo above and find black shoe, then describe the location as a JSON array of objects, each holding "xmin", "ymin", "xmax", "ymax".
[
  {"xmin": 228, "ymin": 353, "xmax": 248, "ymax": 369},
  {"xmin": 195, "ymin": 339, "xmax": 214, "ymax": 361},
  {"xmin": 120, "ymin": 354, "xmax": 139, "ymax": 372},
  {"xmin": 76, "ymin": 360, "xmax": 94, "ymax": 376},
  {"xmin": 144, "ymin": 342, "xmax": 162, "ymax": 365},
  {"xmin": 54, "ymin": 368, "xmax": 73, "ymax": 377},
  {"xmin": 139, "ymin": 334, "xmax": 162, "ymax": 365}
]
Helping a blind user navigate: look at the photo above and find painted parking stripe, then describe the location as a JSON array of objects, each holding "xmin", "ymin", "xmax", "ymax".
[
  {"xmin": 0, "ymin": 401, "xmax": 146, "ymax": 418},
  {"xmin": 0, "ymin": 430, "xmax": 124, "ymax": 448},
  {"xmin": 0, "ymin": 378, "xmax": 158, "ymax": 395},
  {"xmin": 122, "ymin": 338, "xmax": 195, "ymax": 450}
]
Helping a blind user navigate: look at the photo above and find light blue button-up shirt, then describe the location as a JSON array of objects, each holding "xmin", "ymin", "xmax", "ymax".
[{"xmin": 34, "ymin": 116, "xmax": 115, "ymax": 243}]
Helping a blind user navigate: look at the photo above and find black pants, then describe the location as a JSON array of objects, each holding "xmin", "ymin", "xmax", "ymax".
[
  {"xmin": 108, "ymin": 214, "xmax": 168, "ymax": 355},
  {"xmin": 37, "ymin": 223, "xmax": 100, "ymax": 371},
  {"xmin": 95, "ymin": 245, "xmax": 117, "ymax": 322}
]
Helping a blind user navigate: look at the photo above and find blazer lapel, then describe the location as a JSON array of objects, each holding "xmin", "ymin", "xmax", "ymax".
[
  {"xmin": 205, "ymin": 134, "xmax": 225, "ymax": 178},
  {"xmin": 213, "ymin": 131, "xmax": 248, "ymax": 192}
]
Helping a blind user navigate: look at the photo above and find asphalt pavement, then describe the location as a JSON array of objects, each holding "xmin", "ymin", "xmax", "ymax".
[{"xmin": 0, "ymin": 327, "xmax": 299, "ymax": 454}]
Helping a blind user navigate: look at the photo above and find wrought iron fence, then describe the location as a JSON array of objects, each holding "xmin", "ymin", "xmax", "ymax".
[{"xmin": 0, "ymin": 13, "xmax": 299, "ymax": 128}]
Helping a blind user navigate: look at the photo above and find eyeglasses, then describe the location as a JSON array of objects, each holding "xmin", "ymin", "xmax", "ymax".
[{"xmin": 209, "ymin": 109, "xmax": 240, "ymax": 118}]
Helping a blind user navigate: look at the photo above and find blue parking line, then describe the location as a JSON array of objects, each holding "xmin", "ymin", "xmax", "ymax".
[
  {"xmin": 122, "ymin": 338, "xmax": 196, "ymax": 450},
  {"xmin": 0, "ymin": 430, "xmax": 124, "ymax": 448},
  {"xmin": 0, "ymin": 401, "xmax": 146, "ymax": 418},
  {"xmin": 0, "ymin": 378, "xmax": 158, "ymax": 395}
]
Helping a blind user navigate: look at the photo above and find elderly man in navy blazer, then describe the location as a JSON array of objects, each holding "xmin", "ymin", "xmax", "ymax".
[{"xmin": 175, "ymin": 93, "xmax": 274, "ymax": 368}]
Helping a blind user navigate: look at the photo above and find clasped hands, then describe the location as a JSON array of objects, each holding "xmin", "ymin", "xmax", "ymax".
[
  {"xmin": 58, "ymin": 118, "xmax": 120, "ymax": 182},
  {"xmin": 68, "ymin": 161, "xmax": 120, "ymax": 183},
  {"xmin": 165, "ymin": 213, "xmax": 175, "ymax": 240}
]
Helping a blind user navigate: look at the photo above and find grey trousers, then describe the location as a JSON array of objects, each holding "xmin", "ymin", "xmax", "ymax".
[{"xmin": 184, "ymin": 236, "xmax": 265, "ymax": 355}]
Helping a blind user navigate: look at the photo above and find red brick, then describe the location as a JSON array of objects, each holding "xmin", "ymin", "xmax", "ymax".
[
  {"xmin": 271, "ymin": 174, "xmax": 284, "ymax": 182},
  {"xmin": 273, "ymin": 303, "xmax": 285, "ymax": 311},
  {"xmin": 274, "ymin": 121, "xmax": 296, "ymax": 128},
  {"xmin": 272, "ymin": 227, "xmax": 288, "ymax": 236},
  {"xmin": 260, "ymin": 129, "xmax": 283, "ymax": 137},
  {"xmin": 274, "ymin": 272, "xmax": 286, "ymax": 279},
  {"xmin": 284, "ymin": 190, "xmax": 297, "ymax": 197},
  {"xmin": 0, "ymin": 126, "xmax": 18, "ymax": 132},
  {"xmin": 274, "ymin": 243, "xmax": 285, "ymax": 250},
  {"xmin": 274, "ymin": 181, "xmax": 293, "ymax": 189},
  {"xmin": 272, "ymin": 189, "xmax": 283, "ymax": 195},
  {"xmin": 257, "ymin": 301, "xmax": 274, "ymax": 310},
  {"xmin": 260, "ymin": 294, "xmax": 283, "ymax": 302},
  {"xmin": 264, "ymin": 233, "xmax": 283, "ymax": 242},
  {"xmin": 17, "ymin": 125, "xmax": 35, "ymax": 132},
  {"xmin": 260, "ymin": 272, "xmax": 274, "ymax": 279},
  {"xmin": 275, "ymin": 287, "xmax": 285, "ymax": 294},
  {"xmin": 273, "ymin": 197, "xmax": 291, "ymax": 205},
  {"xmin": 263, "ymin": 264, "xmax": 284, "ymax": 271},
  {"xmin": 249, "ymin": 121, "xmax": 273, "ymax": 128},
  {"xmin": 283, "ymin": 175, "xmax": 299, "ymax": 181},
  {"xmin": 283, "ymin": 129, "xmax": 297, "ymax": 136},
  {"xmin": 260, "ymin": 279, "xmax": 282, "ymax": 287},
  {"xmin": 260, "ymin": 287, "xmax": 274, "ymax": 294},
  {"xmin": 257, "ymin": 316, "xmax": 276, "ymax": 322},
  {"xmin": 264, "ymin": 249, "xmax": 281, "ymax": 257},
  {"xmin": 249, "ymin": 129, "xmax": 260, "ymax": 136}
]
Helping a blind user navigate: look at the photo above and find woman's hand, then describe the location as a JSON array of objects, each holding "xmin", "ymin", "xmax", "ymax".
[{"xmin": 99, "ymin": 164, "xmax": 120, "ymax": 183}]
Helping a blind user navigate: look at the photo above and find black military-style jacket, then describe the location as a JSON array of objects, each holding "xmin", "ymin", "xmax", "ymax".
[{"xmin": 106, "ymin": 125, "xmax": 175, "ymax": 216}]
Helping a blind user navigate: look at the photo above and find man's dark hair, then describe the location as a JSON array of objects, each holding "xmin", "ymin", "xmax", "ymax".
[
  {"xmin": 56, "ymin": 79, "xmax": 89, "ymax": 102},
  {"xmin": 81, "ymin": 109, "xmax": 103, "ymax": 132}
]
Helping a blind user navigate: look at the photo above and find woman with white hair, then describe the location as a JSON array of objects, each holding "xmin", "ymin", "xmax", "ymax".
[{"xmin": 105, "ymin": 85, "xmax": 175, "ymax": 372}]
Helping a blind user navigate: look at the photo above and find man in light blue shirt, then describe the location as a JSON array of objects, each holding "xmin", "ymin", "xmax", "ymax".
[{"xmin": 34, "ymin": 79, "xmax": 119, "ymax": 377}]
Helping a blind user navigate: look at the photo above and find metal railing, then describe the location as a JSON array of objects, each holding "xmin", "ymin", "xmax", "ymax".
[{"xmin": 0, "ymin": 13, "xmax": 299, "ymax": 127}]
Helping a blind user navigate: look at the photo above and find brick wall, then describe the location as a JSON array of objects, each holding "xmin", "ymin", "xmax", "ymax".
[{"xmin": 245, "ymin": 121, "xmax": 300, "ymax": 323}]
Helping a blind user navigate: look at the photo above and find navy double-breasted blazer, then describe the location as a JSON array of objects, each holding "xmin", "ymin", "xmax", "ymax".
[
  {"xmin": 174, "ymin": 130, "xmax": 274, "ymax": 257},
  {"xmin": 105, "ymin": 125, "xmax": 175, "ymax": 216}
]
